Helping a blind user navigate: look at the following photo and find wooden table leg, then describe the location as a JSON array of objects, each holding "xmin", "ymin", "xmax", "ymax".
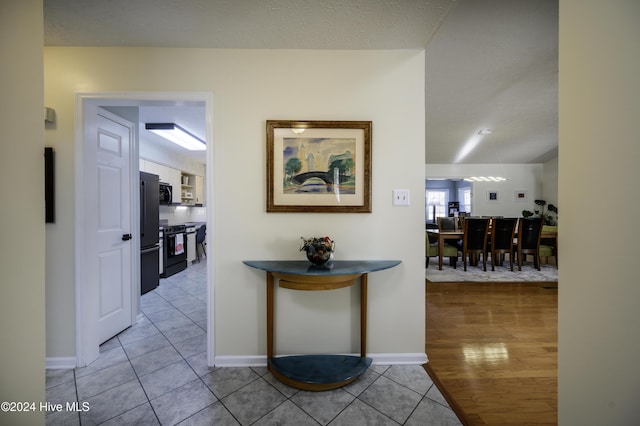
[
  {"xmin": 266, "ymin": 271, "xmax": 274, "ymax": 362},
  {"xmin": 360, "ymin": 273, "xmax": 368, "ymax": 358}
]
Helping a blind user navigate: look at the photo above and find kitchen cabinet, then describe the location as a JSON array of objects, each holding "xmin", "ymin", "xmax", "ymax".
[
  {"xmin": 141, "ymin": 159, "xmax": 203, "ymax": 206},
  {"xmin": 166, "ymin": 168, "xmax": 182, "ymax": 204},
  {"xmin": 186, "ymin": 225, "xmax": 197, "ymax": 265},
  {"xmin": 195, "ymin": 175, "xmax": 205, "ymax": 206},
  {"xmin": 180, "ymin": 173, "xmax": 196, "ymax": 206},
  {"xmin": 180, "ymin": 172, "xmax": 205, "ymax": 206},
  {"xmin": 140, "ymin": 159, "xmax": 162, "ymax": 176}
]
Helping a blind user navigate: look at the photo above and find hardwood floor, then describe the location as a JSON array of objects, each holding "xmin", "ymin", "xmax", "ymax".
[{"xmin": 424, "ymin": 280, "xmax": 558, "ymax": 425}]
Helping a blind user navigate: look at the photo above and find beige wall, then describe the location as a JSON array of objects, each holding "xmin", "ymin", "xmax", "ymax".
[
  {"xmin": 542, "ymin": 156, "xmax": 558, "ymax": 208},
  {"xmin": 7, "ymin": 1, "xmax": 636, "ymax": 422},
  {"xmin": 0, "ymin": 1, "xmax": 46, "ymax": 424},
  {"xmin": 425, "ymin": 163, "xmax": 546, "ymax": 217},
  {"xmin": 559, "ymin": 0, "xmax": 640, "ymax": 423},
  {"xmin": 44, "ymin": 48, "xmax": 427, "ymax": 360}
]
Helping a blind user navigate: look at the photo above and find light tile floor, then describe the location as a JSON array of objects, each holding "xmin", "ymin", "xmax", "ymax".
[{"xmin": 46, "ymin": 259, "xmax": 461, "ymax": 425}]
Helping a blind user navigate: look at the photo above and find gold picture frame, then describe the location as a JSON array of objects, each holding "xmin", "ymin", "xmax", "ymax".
[{"xmin": 266, "ymin": 120, "xmax": 372, "ymax": 213}]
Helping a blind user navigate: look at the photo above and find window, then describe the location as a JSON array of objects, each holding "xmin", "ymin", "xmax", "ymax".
[
  {"xmin": 461, "ymin": 188, "xmax": 471, "ymax": 214},
  {"xmin": 426, "ymin": 189, "xmax": 448, "ymax": 222}
]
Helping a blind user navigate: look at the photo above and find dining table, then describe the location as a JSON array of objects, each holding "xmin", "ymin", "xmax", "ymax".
[{"xmin": 427, "ymin": 228, "xmax": 558, "ymax": 270}]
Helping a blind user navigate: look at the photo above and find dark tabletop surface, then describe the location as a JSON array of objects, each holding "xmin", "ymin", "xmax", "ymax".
[{"xmin": 243, "ymin": 260, "xmax": 401, "ymax": 276}]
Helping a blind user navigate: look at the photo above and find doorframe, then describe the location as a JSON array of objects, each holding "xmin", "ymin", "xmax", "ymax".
[{"xmin": 75, "ymin": 92, "xmax": 215, "ymax": 367}]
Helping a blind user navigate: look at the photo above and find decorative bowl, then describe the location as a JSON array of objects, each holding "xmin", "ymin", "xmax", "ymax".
[{"xmin": 300, "ymin": 236, "xmax": 335, "ymax": 266}]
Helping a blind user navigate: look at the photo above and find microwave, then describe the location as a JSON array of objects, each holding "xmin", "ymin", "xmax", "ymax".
[{"xmin": 159, "ymin": 182, "xmax": 173, "ymax": 205}]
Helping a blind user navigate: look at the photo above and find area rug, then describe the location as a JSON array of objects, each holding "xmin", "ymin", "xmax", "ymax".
[{"xmin": 426, "ymin": 258, "xmax": 558, "ymax": 283}]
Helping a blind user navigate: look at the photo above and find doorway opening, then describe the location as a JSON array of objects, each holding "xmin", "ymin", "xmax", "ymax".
[{"xmin": 75, "ymin": 92, "xmax": 215, "ymax": 368}]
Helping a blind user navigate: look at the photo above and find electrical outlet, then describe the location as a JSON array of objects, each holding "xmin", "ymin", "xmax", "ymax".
[{"xmin": 393, "ymin": 189, "xmax": 410, "ymax": 206}]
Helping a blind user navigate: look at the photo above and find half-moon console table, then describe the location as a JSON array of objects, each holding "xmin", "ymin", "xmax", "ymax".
[{"xmin": 243, "ymin": 260, "xmax": 402, "ymax": 391}]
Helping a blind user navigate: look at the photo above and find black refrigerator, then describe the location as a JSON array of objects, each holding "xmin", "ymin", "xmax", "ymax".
[{"xmin": 140, "ymin": 172, "xmax": 160, "ymax": 294}]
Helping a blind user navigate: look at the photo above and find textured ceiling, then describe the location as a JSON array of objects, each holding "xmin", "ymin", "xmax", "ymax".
[
  {"xmin": 425, "ymin": 0, "xmax": 558, "ymax": 164},
  {"xmin": 44, "ymin": 0, "xmax": 453, "ymax": 49},
  {"xmin": 43, "ymin": 0, "xmax": 558, "ymax": 165}
]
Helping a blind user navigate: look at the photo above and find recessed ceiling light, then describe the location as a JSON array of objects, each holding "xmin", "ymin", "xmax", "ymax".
[{"xmin": 477, "ymin": 129, "xmax": 493, "ymax": 136}]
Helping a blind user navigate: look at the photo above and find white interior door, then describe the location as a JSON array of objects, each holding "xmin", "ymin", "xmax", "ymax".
[
  {"xmin": 77, "ymin": 93, "xmax": 213, "ymax": 368},
  {"xmin": 93, "ymin": 108, "xmax": 134, "ymax": 344}
]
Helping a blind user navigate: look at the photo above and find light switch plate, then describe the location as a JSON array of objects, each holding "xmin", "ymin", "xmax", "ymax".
[{"xmin": 393, "ymin": 189, "xmax": 410, "ymax": 206}]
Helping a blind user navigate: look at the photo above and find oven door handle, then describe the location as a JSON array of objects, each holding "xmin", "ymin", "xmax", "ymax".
[{"xmin": 141, "ymin": 245, "xmax": 160, "ymax": 254}]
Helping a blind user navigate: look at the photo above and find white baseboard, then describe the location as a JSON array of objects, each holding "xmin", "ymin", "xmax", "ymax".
[
  {"xmin": 213, "ymin": 353, "xmax": 427, "ymax": 368},
  {"xmin": 46, "ymin": 353, "xmax": 427, "ymax": 370},
  {"xmin": 46, "ymin": 357, "xmax": 77, "ymax": 369},
  {"xmin": 214, "ymin": 355, "xmax": 267, "ymax": 367},
  {"xmin": 370, "ymin": 353, "xmax": 428, "ymax": 365}
]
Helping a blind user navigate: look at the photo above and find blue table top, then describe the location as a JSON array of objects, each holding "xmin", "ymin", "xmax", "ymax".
[
  {"xmin": 243, "ymin": 260, "xmax": 401, "ymax": 275},
  {"xmin": 269, "ymin": 355, "xmax": 372, "ymax": 386}
]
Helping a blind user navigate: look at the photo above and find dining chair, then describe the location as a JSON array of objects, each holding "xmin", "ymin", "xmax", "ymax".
[
  {"xmin": 195, "ymin": 224, "xmax": 206, "ymax": 262},
  {"xmin": 462, "ymin": 218, "xmax": 490, "ymax": 271},
  {"xmin": 437, "ymin": 216, "xmax": 463, "ymax": 252},
  {"xmin": 426, "ymin": 231, "xmax": 458, "ymax": 268},
  {"xmin": 539, "ymin": 244, "xmax": 556, "ymax": 266},
  {"xmin": 515, "ymin": 217, "xmax": 544, "ymax": 271},
  {"xmin": 539, "ymin": 225, "xmax": 558, "ymax": 266},
  {"xmin": 490, "ymin": 218, "xmax": 517, "ymax": 271},
  {"xmin": 437, "ymin": 217, "xmax": 456, "ymax": 231}
]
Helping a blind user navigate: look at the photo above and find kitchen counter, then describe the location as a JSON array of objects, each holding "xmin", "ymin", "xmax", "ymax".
[{"xmin": 184, "ymin": 221, "xmax": 205, "ymax": 228}]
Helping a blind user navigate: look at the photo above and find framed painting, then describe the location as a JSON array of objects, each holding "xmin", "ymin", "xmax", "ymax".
[
  {"xmin": 514, "ymin": 189, "xmax": 528, "ymax": 202},
  {"xmin": 266, "ymin": 120, "xmax": 372, "ymax": 213},
  {"xmin": 487, "ymin": 190, "xmax": 500, "ymax": 202}
]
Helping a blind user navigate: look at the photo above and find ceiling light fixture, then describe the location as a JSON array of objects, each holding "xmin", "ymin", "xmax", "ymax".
[
  {"xmin": 464, "ymin": 176, "xmax": 508, "ymax": 182},
  {"xmin": 454, "ymin": 129, "xmax": 493, "ymax": 163},
  {"xmin": 145, "ymin": 123, "xmax": 206, "ymax": 151}
]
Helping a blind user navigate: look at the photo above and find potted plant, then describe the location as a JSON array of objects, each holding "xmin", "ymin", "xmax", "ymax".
[{"xmin": 522, "ymin": 200, "xmax": 558, "ymax": 226}]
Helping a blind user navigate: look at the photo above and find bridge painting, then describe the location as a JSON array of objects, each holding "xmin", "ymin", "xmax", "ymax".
[{"xmin": 282, "ymin": 137, "xmax": 356, "ymax": 194}]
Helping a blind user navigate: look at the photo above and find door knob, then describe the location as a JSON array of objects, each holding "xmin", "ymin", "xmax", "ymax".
[{"xmin": 122, "ymin": 234, "xmax": 132, "ymax": 241}]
